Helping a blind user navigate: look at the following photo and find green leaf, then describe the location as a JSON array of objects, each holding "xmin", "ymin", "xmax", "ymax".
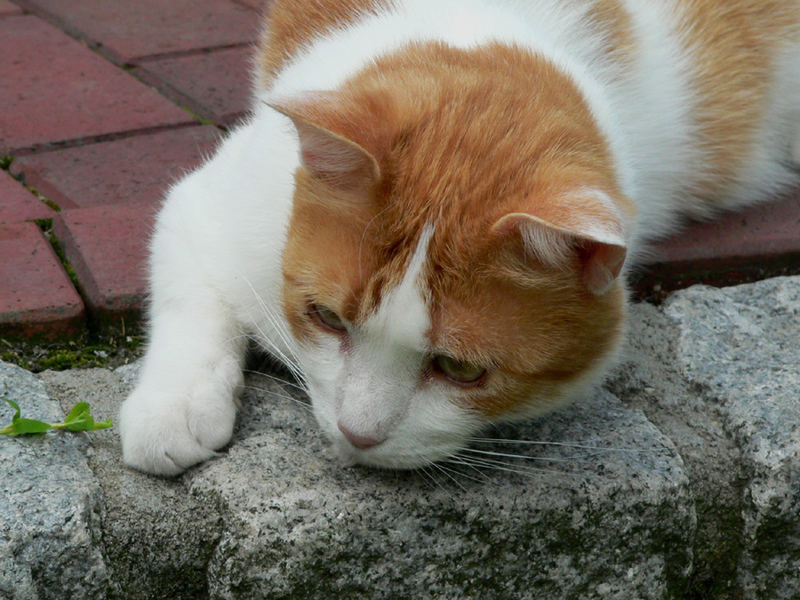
[
  {"xmin": 9, "ymin": 417, "xmax": 51, "ymax": 435},
  {"xmin": 1, "ymin": 398, "xmax": 112, "ymax": 435},
  {"xmin": 62, "ymin": 402, "xmax": 112, "ymax": 432},
  {"xmin": 3, "ymin": 397, "xmax": 21, "ymax": 420},
  {"xmin": 2, "ymin": 399, "xmax": 50, "ymax": 435}
]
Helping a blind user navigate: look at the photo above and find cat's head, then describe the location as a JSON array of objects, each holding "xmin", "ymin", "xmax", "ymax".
[{"xmin": 271, "ymin": 45, "xmax": 633, "ymax": 469}]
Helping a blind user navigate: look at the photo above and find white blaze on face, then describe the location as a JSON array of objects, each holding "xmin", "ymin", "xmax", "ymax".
[{"xmin": 335, "ymin": 225, "xmax": 435, "ymax": 444}]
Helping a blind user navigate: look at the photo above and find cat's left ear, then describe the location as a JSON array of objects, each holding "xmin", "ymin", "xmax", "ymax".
[
  {"xmin": 493, "ymin": 189, "xmax": 629, "ymax": 296},
  {"xmin": 268, "ymin": 96, "xmax": 381, "ymax": 194}
]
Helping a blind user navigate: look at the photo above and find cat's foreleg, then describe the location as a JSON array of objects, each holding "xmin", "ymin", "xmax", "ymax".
[{"xmin": 120, "ymin": 193, "xmax": 246, "ymax": 476}]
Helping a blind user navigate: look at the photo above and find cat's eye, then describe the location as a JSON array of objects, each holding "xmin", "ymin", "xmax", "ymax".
[
  {"xmin": 430, "ymin": 354, "xmax": 487, "ymax": 385},
  {"xmin": 309, "ymin": 304, "xmax": 347, "ymax": 333}
]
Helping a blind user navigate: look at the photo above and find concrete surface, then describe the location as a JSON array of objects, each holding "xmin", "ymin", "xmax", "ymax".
[{"xmin": 2, "ymin": 276, "xmax": 799, "ymax": 599}]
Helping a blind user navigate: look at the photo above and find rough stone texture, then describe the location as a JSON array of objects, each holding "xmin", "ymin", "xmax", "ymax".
[
  {"xmin": 663, "ymin": 279, "xmax": 800, "ymax": 600},
  {"xmin": 0, "ymin": 361, "xmax": 108, "ymax": 600},
  {"xmin": 3, "ymin": 275, "xmax": 800, "ymax": 599},
  {"xmin": 611, "ymin": 276, "xmax": 800, "ymax": 599},
  {"xmin": 195, "ymin": 386, "xmax": 693, "ymax": 600},
  {"xmin": 0, "ymin": 15, "xmax": 192, "ymax": 155},
  {"xmin": 39, "ymin": 366, "xmax": 224, "ymax": 600},
  {"xmin": 33, "ymin": 362, "xmax": 693, "ymax": 600}
]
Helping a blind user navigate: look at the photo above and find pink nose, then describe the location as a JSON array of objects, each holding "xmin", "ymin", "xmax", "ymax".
[{"xmin": 337, "ymin": 422, "xmax": 382, "ymax": 450}]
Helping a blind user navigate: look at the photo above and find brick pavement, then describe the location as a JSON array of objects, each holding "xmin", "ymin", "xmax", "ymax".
[{"xmin": 1, "ymin": 0, "xmax": 798, "ymax": 340}]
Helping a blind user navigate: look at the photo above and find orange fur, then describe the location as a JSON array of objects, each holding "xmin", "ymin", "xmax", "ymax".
[
  {"xmin": 278, "ymin": 41, "xmax": 630, "ymax": 417},
  {"xmin": 257, "ymin": 0, "xmax": 393, "ymax": 87},
  {"xmin": 588, "ymin": 0, "xmax": 638, "ymax": 62},
  {"xmin": 268, "ymin": 0, "xmax": 798, "ymax": 419},
  {"xmin": 675, "ymin": 0, "xmax": 800, "ymax": 201}
]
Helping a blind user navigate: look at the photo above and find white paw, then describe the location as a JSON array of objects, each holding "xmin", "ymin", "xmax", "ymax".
[{"xmin": 119, "ymin": 357, "xmax": 243, "ymax": 476}]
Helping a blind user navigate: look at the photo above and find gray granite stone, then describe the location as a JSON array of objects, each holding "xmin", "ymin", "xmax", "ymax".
[
  {"xmin": 662, "ymin": 278, "xmax": 800, "ymax": 600},
  {"xmin": 613, "ymin": 276, "xmax": 800, "ymax": 599},
  {"xmin": 38, "ymin": 366, "xmax": 223, "ymax": 600},
  {"xmin": 3, "ymin": 274, "xmax": 800, "ymax": 599},
  {"xmin": 0, "ymin": 362, "xmax": 108, "ymax": 600},
  {"xmin": 193, "ymin": 382, "xmax": 693, "ymax": 600},
  {"xmin": 37, "ymin": 362, "xmax": 693, "ymax": 600}
]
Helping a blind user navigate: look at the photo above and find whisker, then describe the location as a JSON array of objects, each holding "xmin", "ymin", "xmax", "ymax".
[
  {"xmin": 418, "ymin": 465, "xmax": 448, "ymax": 495},
  {"xmin": 242, "ymin": 369, "xmax": 307, "ymax": 393},
  {"xmin": 234, "ymin": 270, "xmax": 307, "ymax": 383},
  {"xmin": 461, "ymin": 447, "xmax": 589, "ymax": 464},
  {"xmin": 430, "ymin": 462, "xmax": 468, "ymax": 493},
  {"xmin": 240, "ymin": 384, "xmax": 313, "ymax": 413},
  {"xmin": 451, "ymin": 455, "xmax": 571, "ymax": 477},
  {"xmin": 248, "ymin": 324, "xmax": 306, "ymax": 387},
  {"xmin": 250, "ymin": 317, "xmax": 302, "ymax": 373},
  {"xmin": 469, "ymin": 437, "xmax": 665, "ymax": 454},
  {"xmin": 435, "ymin": 460, "xmax": 487, "ymax": 485},
  {"xmin": 443, "ymin": 454, "xmax": 492, "ymax": 481}
]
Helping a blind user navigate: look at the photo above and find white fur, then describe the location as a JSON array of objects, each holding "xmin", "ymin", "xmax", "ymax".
[
  {"xmin": 121, "ymin": 0, "xmax": 800, "ymax": 475},
  {"xmin": 303, "ymin": 225, "xmax": 484, "ymax": 468}
]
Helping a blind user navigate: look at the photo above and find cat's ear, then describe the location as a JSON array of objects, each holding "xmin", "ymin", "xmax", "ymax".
[
  {"xmin": 268, "ymin": 96, "xmax": 381, "ymax": 194},
  {"xmin": 492, "ymin": 189, "xmax": 628, "ymax": 296}
]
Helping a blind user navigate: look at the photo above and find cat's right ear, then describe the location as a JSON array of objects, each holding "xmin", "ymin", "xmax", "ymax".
[
  {"xmin": 268, "ymin": 97, "xmax": 381, "ymax": 195},
  {"xmin": 492, "ymin": 188, "xmax": 629, "ymax": 296}
]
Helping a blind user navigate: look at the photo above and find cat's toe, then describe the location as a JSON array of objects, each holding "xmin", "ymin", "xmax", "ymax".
[{"xmin": 119, "ymin": 383, "xmax": 237, "ymax": 476}]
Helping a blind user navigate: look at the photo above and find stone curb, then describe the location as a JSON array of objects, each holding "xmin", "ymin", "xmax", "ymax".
[{"xmin": 2, "ymin": 276, "xmax": 799, "ymax": 599}]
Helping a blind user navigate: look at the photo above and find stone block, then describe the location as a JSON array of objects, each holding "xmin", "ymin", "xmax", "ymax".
[{"xmin": 0, "ymin": 361, "xmax": 108, "ymax": 599}]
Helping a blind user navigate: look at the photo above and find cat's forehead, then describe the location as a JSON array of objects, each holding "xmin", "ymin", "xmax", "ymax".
[{"xmin": 359, "ymin": 224, "xmax": 434, "ymax": 350}]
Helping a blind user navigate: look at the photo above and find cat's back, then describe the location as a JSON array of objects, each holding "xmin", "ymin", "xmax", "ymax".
[{"xmin": 255, "ymin": 0, "xmax": 800, "ymax": 222}]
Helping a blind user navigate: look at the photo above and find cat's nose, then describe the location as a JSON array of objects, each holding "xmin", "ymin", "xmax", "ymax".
[{"xmin": 337, "ymin": 421, "xmax": 383, "ymax": 450}]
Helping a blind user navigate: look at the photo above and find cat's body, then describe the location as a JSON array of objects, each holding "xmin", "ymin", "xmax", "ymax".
[{"xmin": 120, "ymin": 0, "xmax": 800, "ymax": 475}]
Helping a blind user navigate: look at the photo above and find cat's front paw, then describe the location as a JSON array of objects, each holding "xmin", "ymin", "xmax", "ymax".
[{"xmin": 119, "ymin": 359, "xmax": 243, "ymax": 476}]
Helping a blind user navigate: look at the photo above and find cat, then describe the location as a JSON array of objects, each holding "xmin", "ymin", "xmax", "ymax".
[{"xmin": 119, "ymin": 0, "xmax": 800, "ymax": 476}]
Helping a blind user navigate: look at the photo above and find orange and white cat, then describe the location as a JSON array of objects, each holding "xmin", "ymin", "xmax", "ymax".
[{"xmin": 120, "ymin": 0, "xmax": 800, "ymax": 475}]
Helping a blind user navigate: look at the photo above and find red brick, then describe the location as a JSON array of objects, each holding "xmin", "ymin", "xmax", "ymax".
[
  {"xmin": 0, "ymin": 16, "xmax": 193, "ymax": 155},
  {"xmin": 637, "ymin": 190, "xmax": 800, "ymax": 290},
  {"xmin": 53, "ymin": 204, "xmax": 155, "ymax": 326},
  {"xmin": 232, "ymin": 0, "xmax": 273, "ymax": 13},
  {"xmin": 135, "ymin": 47, "xmax": 254, "ymax": 126},
  {"xmin": 0, "ymin": 1, "xmax": 23, "ymax": 16},
  {"xmin": 0, "ymin": 170, "xmax": 54, "ymax": 224},
  {"xmin": 10, "ymin": 127, "xmax": 221, "ymax": 209},
  {"xmin": 18, "ymin": 0, "xmax": 261, "ymax": 64},
  {"xmin": 0, "ymin": 222, "xmax": 84, "ymax": 339}
]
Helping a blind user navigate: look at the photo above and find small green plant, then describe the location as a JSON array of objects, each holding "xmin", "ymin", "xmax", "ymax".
[{"xmin": 0, "ymin": 398, "xmax": 112, "ymax": 436}]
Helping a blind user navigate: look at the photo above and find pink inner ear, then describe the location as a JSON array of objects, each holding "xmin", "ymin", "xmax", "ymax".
[
  {"xmin": 293, "ymin": 120, "xmax": 372, "ymax": 175},
  {"xmin": 268, "ymin": 97, "xmax": 381, "ymax": 193},
  {"xmin": 581, "ymin": 241, "xmax": 627, "ymax": 296},
  {"xmin": 492, "ymin": 188, "xmax": 629, "ymax": 296}
]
